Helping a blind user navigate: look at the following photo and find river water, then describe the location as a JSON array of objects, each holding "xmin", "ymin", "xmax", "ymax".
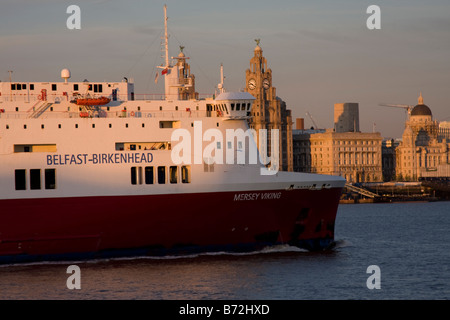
[{"xmin": 1, "ymin": 201, "xmax": 449, "ymax": 300}]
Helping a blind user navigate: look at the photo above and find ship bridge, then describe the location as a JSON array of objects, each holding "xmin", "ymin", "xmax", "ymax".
[{"xmin": 214, "ymin": 92, "xmax": 255, "ymax": 120}]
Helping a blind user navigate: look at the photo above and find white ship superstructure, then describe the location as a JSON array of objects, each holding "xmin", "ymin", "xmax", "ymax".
[{"xmin": 0, "ymin": 6, "xmax": 345, "ymax": 264}]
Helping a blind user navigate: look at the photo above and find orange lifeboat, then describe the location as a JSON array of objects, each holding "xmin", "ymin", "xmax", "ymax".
[{"xmin": 75, "ymin": 96, "xmax": 110, "ymax": 106}]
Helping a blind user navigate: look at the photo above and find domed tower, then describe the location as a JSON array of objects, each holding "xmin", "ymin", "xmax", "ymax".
[
  {"xmin": 396, "ymin": 93, "xmax": 440, "ymax": 181},
  {"xmin": 410, "ymin": 92, "xmax": 432, "ymax": 118},
  {"xmin": 244, "ymin": 39, "xmax": 293, "ymax": 172},
  {"xmin": 408, "ymin": 93, "xmax": 438, "ymax": 144}
]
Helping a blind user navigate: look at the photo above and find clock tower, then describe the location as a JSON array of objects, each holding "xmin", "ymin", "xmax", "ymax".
[{"xmin": 245, "ymin": 40, "xmax": 293, "ymax": 172}]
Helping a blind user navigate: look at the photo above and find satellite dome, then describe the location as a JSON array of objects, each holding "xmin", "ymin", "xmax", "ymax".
[{"xmin": 61, "ymin": 68, "xmax": 71, "ymax": 83}]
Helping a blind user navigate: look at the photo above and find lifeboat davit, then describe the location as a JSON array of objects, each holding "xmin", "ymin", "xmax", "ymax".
[{"xmin": 75, "ymin": 97, "xmax": 110, "ymax": 106}]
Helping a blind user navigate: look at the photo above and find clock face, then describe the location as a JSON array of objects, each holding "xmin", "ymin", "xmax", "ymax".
[
  {"xmin": 248, "ymin": 79, "xmax": 256, "ymax": 90},
  {"xmin": 263, "ymin": 78, "xmax": 270, "ymax": 89}
]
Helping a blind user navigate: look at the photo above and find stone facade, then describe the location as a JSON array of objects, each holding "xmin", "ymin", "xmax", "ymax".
[
  {"xmin": 244, "ymin": 41, "xmax": 293, "ymax": 172},
  {"xmin": 396, "ymin": 94, "xmax": 450, "ymax": 180},
  {"xmin": 293, "ymin": 129, "xmax": 383, "ymax": 183}
]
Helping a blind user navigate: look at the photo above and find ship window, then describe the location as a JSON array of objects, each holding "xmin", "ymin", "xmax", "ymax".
[
  {"xmin": 145, "ymin": 166, "xmax": 154, "ymax": 184},
  {"xmin": 15, "ymin": 169, "xmax": 26, "ymax": 190},
  {"xmin": 45, "ymin": 169, "xmax": 56, "ymax": 189},
  {"xmin": 14, "ymin": 144, "xmax": 56, "ymax": 153},
  {"xmin": 131, "ymin": 167, "xmax": 137, "ymax": 185},
  {"xmin": 52, "ymin": 84, "xmax": 57, "ymax": 91},
  {"xmin": 93, "ymin": 84, "xmax": 103, "ymax": 93},
  {"xmin": 30, "ymin": 169, "xmax": 41, "ymax": 190},
  {"xmin": 138, "ymin": 167, "xmax": 143, "ymax": 184},
  {"xmin": 181, "ymin": 166, "xmax": 191, "ymax": 183},
  {"xmin": 30, "ymin": 84, "xmax": 34, "ymax": 90},
  {"xmin": 131, "ymin": 167, "xmax": 143, "ymax": 185},
  {"xmin": 203, "ymin": 159, "xmax": 214, "ymax": 173},
  {"xmin": 169, "ymin": 166, "xmax": 178, "ymax": 184},
  {"xmin": 157, "ymin": 166, "xmax": 166, "ymax": 184},
  {"xmin": 159, "ymin": 121, "xmax": 181, "ymax": 128}
]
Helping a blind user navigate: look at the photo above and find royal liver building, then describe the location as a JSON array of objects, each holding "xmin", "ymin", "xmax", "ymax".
[{"xmin": 244, "ymin": 40, "xmax": 293, "ymax": 172}]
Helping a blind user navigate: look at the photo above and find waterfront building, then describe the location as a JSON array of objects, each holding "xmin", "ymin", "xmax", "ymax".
[
  {"xmin": 293, "ymin": 102, "xmax": 383, "ymax": 182},
  {"xmin": 244, "ymin": 41, "xmax": 293, "ymax": 172},
  {"xmin": 395, "ymin": 94, "xmax": 450, "ymax": 180}
]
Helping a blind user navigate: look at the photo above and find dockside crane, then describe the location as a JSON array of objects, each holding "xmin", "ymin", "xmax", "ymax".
[
  {"xmin": 378, "ymin": 103, "xmax": 414, "ymax": 120},
  {"xmin": 306, "ymin": 111, "xmax": 320, "ymax": 129}
]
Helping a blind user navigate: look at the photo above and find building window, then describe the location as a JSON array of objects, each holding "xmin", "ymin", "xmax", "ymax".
[
  {"xmin": 30, "ymin": 169, "xmax": 41, "ymax": 190},
  {"xmin": 15, "ymin": 169, "xmax": 26, "ymax": 190},
  {"xmin": 30, "ymin": 84, "xmax": 35, "ymax": 90},
  {"xmin": 45, "ymin": 169, "xmax": 56, "ymax": 189},
  {"xmin": 52, "ymin": 84, "xmax": 57, "ymax": 91},
  {"xmin": 74, "ymin": 84, "xmax": 79, "ymax": 91}
]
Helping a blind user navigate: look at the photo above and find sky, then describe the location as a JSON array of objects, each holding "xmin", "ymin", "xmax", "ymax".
[{"xmin": 1, "ymin": 0, "xmax": 450, "ymax": 139}]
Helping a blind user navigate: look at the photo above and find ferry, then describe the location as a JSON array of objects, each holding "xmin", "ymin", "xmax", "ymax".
[{"xmin": 0, "ymin": 6, "xmax": 345, "ymax": 264}]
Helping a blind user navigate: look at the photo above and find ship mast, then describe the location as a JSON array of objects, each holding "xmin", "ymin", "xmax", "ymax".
[{"xmin": 164, "ymin": 4, "xmax": 169, "ymax": 69}]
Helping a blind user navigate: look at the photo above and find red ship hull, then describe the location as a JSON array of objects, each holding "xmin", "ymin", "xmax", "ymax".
[{"xmin": 0, "ymin": 187, "xmax": 342, "ymax": 264}]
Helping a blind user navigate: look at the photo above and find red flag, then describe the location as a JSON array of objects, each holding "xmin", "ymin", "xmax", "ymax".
[{"xmin": 161, "ymin": 68, "xmax": 168, "ymax": 75}]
